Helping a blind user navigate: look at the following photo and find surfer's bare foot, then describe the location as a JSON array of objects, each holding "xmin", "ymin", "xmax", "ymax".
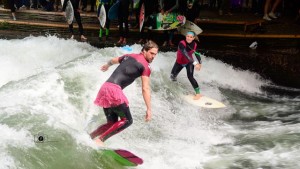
[
  {"xmin": 95, "ymin": 138, "xmax": 105, "ymax": 147},
  {"xmin": 193, "ymin": 94, "xmax": 202, "ymax": 100}
]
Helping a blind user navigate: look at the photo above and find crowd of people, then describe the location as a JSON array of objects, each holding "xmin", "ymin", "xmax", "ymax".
[{"xmin": 3, "ymin": 0, "xmax": 300, "ymax": 43}]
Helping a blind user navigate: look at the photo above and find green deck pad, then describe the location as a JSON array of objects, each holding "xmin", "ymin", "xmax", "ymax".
[{"xmin": 102, "ymin": 149, "xmax": 138, "ymax": 167}]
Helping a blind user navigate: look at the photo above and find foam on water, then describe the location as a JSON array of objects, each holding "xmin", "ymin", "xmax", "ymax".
[{"xmin": 0, "ymin": 36, "xmax": 298, "ymax": 169}]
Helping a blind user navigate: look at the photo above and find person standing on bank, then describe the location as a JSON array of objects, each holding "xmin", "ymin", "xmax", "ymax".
[
  {"xmin": 159, "ymin": 0, "xmax": 179, "ymax": 46},
  {"xmin": 170, "ymin": 31, "xmax": 202, "ymax": 100},
  {"xmin": 98, "ymin": 0, "xmax": 114, "ymax": 40},
  {"xmin": 117, "ymin": 0, "xmax": 130, "ymax": 45},
  {"xmin": 263, "ymin": 0, "xmax": 282, "ymax": 21},
  {"xmin": 90, "ymin": 40, "xmax": 159, "ymax": 146},
  {"xmin": 62, "ymin": 0, "xmax": 87, "ymax": 41},
  {"xmin": 9, "ymin": 0, "xmax": 17, "ymax": 20}
]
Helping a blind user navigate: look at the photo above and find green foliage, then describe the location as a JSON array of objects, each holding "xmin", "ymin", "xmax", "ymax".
[{"xmin": 0, "ymin": 21, "xmax": 10, "ymax": 30}]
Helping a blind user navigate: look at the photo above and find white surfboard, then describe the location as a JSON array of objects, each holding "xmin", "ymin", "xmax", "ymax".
[
  {"xmin": 178, "ymin": 20, "xmax": 203, "ymax": 36},
  {"xmin": 182, "ymin": 94, "xmax": 226, "ymax": 109},
  {"xmin": 61, "ymin": 0, "xmax": 74, "ymax": 24},
  {"xmin": 97, "ymin": 4, "xmax": 106, "ymax": 28}
]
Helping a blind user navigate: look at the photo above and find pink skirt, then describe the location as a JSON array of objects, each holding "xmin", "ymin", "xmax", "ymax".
[{"xmin": 94, "ymin": 82, "xmax": 129, "ymax": 108}]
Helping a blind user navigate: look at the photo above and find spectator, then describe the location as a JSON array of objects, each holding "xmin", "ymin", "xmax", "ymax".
[
  {"xmin": 9, "ymin": 0, "xmax": 17, "ymax": 20},
  {"xmin": 179, "ymin": 0, "xmax": 200, "ymax": 23},
  {"xmin": 117, "ymin": 0, "xmax": 130, "ymax": 45},
  {"xmin": 160, "ymin": 0, "xmax": 179, "ymax": 47},
  {"xmin": 219, "ymin": 0, "xmax": 232, "ymax": 15},
  {"xmin": 62, "ymin": 0, "xmax": 87, "ymax": 41},
  {"xmin": 138, "ymin": 0, "xmax": 160, "ymax": 43},
  {"xmin": 263, "ymin": 0, "xmax": 282, "ymax": 21},
  {"xmin": 98, "ymin": 0, "xmax": 114, "ymax": 40},
  {"xmin": 19, "ymin": 0, "xmax": 30, "ymax": 9},
  {"xmin": 31, "ymin": 0, "xmax": 41, "ymax": 9},
  {"xmin": 252, "ymin": 0, "xmax": 264, "ymax": 15},
  {"xmin": 82, "ymin": 0, "xmax": 96, "ymax": 12},
  {"xmin": 39, "ymin": 0, "xmax": 54, "ymax": 11}
]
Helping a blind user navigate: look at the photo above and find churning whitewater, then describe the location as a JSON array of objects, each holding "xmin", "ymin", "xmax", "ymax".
[{"xmin": 0, "ymin": 36, "xmax": 299, "ymax": 169}]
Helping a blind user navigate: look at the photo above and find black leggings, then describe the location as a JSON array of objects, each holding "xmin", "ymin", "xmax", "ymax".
[
  {"xmin": 90, "ymin": 103, "xmax": 133, "ymax": 141},
  {"xmin": 9, "ymin": 0, "xmax": 16, "ymax": 12},
  {"xmin": 171, "ymin": 62, "xmax": 199, "ymax": 89},
  {"xmin": 69, "ymin": 10, "xmax": 84, "ymax": 35},
  {"xmin": 118, "ymin": 0, "xmax": 130, "ymax": 38},
  {"xmin": 104, "ymin": 3, "xmax": 111, "ymax": 29}
]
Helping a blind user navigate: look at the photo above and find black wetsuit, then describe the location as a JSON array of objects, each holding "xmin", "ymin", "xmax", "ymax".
[
  {"xmin": 107, "ymin": 54, "xmax": 151, "ymax": 89},
  {"xmin": 90, "ymin": 53, "xmax": 151, "ymax": 141}
]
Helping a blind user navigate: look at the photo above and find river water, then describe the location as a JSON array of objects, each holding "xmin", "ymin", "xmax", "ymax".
[{"xmin": 0, "ymin": 36, "xmax": 299, "ymax": 169}]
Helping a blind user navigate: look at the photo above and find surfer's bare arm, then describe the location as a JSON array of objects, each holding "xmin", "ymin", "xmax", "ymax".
[
  {"xmin": 141, "ymin": 76, "xmax": 152, "ymax": 122},
  {"xmin": 101, "ymin": 57, "xmax": 119, "ymax": 71}
]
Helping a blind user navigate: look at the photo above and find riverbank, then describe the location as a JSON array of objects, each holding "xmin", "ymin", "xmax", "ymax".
[{"xmin": 0, "ymin": 6, "xmax": 299, "ymax": 88}]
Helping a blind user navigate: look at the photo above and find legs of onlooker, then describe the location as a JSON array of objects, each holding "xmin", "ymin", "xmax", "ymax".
[
  {"xmin": 263, "ymin": 0, "xmax": 282, "ymax": 21},
  {"xmin": 31, "ymin": 0, "xmax": 38, "ymax": 9},
  {"xmin": 252, "ymin": 0, "xmax": 264, "ymax": 15},
  {"xmin": 162, "ymin": 30, "xmax": 175, "ymax": 47},
  {"xmin": 81, "ymin": 0, "xmax": 87, "ymax": 11},
  {"xmin": 90, "ymin": 0, "xmax": 95, "ymax": 12},
  {"xmin": 219, "ymin": 0, "xmax": 232, "ymax": 15},
  {"xmin": 9, "ymin": 0, "xmax": 17, "ymax": 20},
  {"xmin": 117, "ymin": 0, "xmax": 130, "ymax": 45},
  {"xmin": 69, "ymin": 10, "xmax": 87, "ymax": 41},
  {"xmin": 55, "ymin": 0, "xmax": 59, "ymax": 11}
]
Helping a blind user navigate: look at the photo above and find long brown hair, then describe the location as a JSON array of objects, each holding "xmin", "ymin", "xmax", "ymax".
[{"xmin": 142, "ymin": 40, "xmax": 159, "ymax": 52}]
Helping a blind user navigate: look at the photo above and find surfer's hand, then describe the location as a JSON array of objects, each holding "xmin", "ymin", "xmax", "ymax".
[
  {"xmin": 145, "ymin": 109, "xmax": 151, "ymax": 122},
  {"xmin": 101, "ymin": 64, "xmax": 110, "ymax": 71},
  {"xmin": 195, "ymin": 64, "xmax": 201, "ymax": 71}
]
